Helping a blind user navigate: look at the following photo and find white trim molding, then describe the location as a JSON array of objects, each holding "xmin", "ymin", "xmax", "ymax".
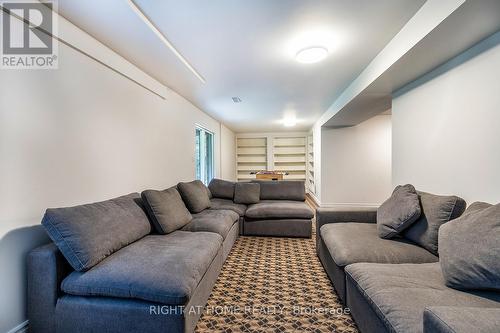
[
  {"xmin": 7, "ymin": 320, "xmax": 28, "ymax": 333},
  {"xmin": 319, "ymin": 202, "xmax": 380, "ymax": 209},
  {"xmin": 307, "ymin": 192, "xmax": 321, "ymax": 207},
  {"xmin": 0, "ymin": 1, "xmax": 170, "ymax": 99}
]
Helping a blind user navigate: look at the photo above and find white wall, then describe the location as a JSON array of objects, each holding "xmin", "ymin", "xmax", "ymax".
[
  {"xmin": 317, "ymin": 0, "xmax": 465, "ymax": 125},
  {"xmin": 393, "ymin": 31, "xmax": 500, "ymax": 204},
  {"xmin": 220, "ymin": 124, "xmax": 236, "ymax": 181},
  {"xmin": 320, "ymin": 115, "xmax": 392, "ymax": 207},
  {"xmin": 0, "ymin": 14, "xmax": 234, "ymax": 333}
]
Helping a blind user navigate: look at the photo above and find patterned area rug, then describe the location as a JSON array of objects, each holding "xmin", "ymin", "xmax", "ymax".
[{"xmin": 195, "ymin": 222, "xmax": 359, "ymax": 332}]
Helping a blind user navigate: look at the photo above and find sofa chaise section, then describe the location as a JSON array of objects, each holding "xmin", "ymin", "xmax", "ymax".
[
  {"xmin": 57, "ymin": 231, "xmax": 222, "ymax": 333},
  {"xmin": 29, "ymin": 232, "xmax": 225, "ymax": 333},
  {"xmin": 345, "ymin": 262, "xmax": 500, "ymax": 333},
  {"xmin": 61, "ymin": 231, "xmax": 222, "ymax": 305},
  {"xmin": 243, "ymin": 181, "xmax": 314, "ymax": 238},
  {"xmin": 244, "ymin": 199, "xmax": 314, "ymax": 238},
  {"xmin": 316, "ymin": 208, "xmax": 438, "ymax": 303}
]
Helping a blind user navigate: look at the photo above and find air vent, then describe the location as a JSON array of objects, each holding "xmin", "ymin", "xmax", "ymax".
[{"xmin": 232, "ymin": 97, "xmax": 242, "ymax": 103}]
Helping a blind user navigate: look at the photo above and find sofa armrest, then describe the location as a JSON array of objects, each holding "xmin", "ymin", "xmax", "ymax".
[
  {"xmin": 316, "ymin": 208, "xmax": 377, "ymax": 247},
  {"xmin": 424, "ymin": 306, "xmax": 500, "ymax": 333},
  {"xmin": 28, "ymin": 243, "xmax": 72, "ymax": 333}
]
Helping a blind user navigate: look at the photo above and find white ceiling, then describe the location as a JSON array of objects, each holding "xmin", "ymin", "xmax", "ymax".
[{"xmin": 57, "ymin": 0, "xmax": 425, "ymax": 132}]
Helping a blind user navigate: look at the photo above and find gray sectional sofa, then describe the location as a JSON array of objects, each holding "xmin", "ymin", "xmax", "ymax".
[
  {"xmin": 317, "ymin": 189, "xmax": 500, "ymax": 333},
  {"xmin": 209, "ymin": 179, "xmax": 314, "ymax": 238},
  {"xmin": 28, "ymin": 178, "xmax": 313, "ymax": 333}
]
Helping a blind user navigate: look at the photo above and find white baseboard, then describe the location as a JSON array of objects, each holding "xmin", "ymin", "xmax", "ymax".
[
  {"xmin": 319, "ymin": 202, "xmax": 380, "ymax": 209},
  {"xmin": 7, "ymin": 320, "xmax": 28, "ymax": 333},
  {"xmin": 307, "ymin": 192, "xmax": 321, "ymax": 207}
]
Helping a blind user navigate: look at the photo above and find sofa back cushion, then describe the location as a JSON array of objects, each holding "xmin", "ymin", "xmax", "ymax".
[
  {"xmin": 377, "ymin": 184, "xmax": 421, "ymax": 239},
  {"xmin": 177, "ymin": 180, "xmax": 211, "ymax": 213},
  {"xmin": 439, "ymin": 202, "xmax": 500, "ymax": 291},
  {"xmin": 141, "ymin": 187, "xmax": 192, "ymax": 234},
  {"xmin": 403, "ymin": 191, "xmax": 466, "ymax": 256},
  {"xmin": 208, "ymin": 178, "xmax": 235, "ymax": 199},
  {"xmin": 234, "ymin": 182, "xmax": 260, "ymax": 204},
  {"xmin": 41, "ymin": 193, "xmax": 151, "ymax": 271},
  {"xmin": 252, "ymin": 180, "xmax": 305, "ymax": 201}
]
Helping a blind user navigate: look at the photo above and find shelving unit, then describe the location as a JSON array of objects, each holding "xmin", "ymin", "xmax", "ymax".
[
  {"xmin": 307, "ymin": 135, "xmax": 315, "ymax": 194},
  {"xmin": 273, "ymin": 136, "xmax": 306, "ymax": 181},
  {"xmin": 236, "ymin": 137, "xmax": 267, "ymax": 181}
]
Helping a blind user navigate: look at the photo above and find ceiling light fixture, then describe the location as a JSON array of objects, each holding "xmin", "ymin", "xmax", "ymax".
[
  {"xmin": 283, "ymin": 117, "xmax": 297, "ymax": 127},
  {"xmin": 126, "ymin": 0, "xmax": 206, "ymax": 84},
  {"xmin": 295, "ymin": 46, "xmax": 328, "ymax": 64}
]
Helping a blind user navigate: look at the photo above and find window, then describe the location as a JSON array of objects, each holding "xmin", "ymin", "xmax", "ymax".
[{"xmin": 195, "ymin": 126, "xmax": 214, "ymax": 185}]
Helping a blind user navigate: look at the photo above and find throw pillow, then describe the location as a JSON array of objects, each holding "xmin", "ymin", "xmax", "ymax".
[
  {"xmin": 234, "ymin": 182, "xmax": 260, "ymax": 204},
  {"xmin": 177, "ymin": 180, "xmax": 211, "ymax": 213},
  {"xmin": 141, "ymin": 187, "xmax": 192, "ymax": 234},
  {"xmin": 439, "ymin": 202, "xmax": 500, "ymax": 291},
  {"xmin": 377, "ymin": 184, "xmax": 421, "ymax": 239},
  {"xmin": 41, "ymin": 193, "xmax": 151, "ymax": 271},
  {"xmin": 403, "ymin": 191, "xmax": 466, "ymax": 255},
  {"xmin": 208, "ymin": 178, "xmax": 235, "ymax": 199}
]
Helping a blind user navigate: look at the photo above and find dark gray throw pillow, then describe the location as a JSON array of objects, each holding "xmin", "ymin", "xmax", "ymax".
[
  {"xmin": 234, "ymin": 182, "xmax": 260, "ymax": 204},
  {"xmin": 41, "ymin": 193, "xmax": 151, "ymax": 271},
  {"xmin": 403, "ymin": 191, "xmax": 466, "ymax": 256},
  {"xmin": 439, "ymin": 202, "xmax": 500, "ymax": 291},
  {"xmin": 208, "ymin": 178, "xmax": 235, "ymax": 199},
  {"xmin": 141, "ymin": 187, "xmax": 192, "ymax": 234},
  {"xmin": 177, "ymin": 180, "xmax": 211, "ymax": 213},
  {"xmin": 377, "ymin": 184, "xmax": 421, "ymax": 239}
]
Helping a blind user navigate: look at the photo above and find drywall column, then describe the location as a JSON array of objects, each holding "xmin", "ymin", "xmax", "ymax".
[{"xmin": 320, "ymin": 115, "xmax": 392, "ymax": 207}]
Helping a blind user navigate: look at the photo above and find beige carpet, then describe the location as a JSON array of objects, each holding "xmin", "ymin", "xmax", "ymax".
[{"xmin": 195, "ymin": 221, "xmax": 359, "ymax": 332}]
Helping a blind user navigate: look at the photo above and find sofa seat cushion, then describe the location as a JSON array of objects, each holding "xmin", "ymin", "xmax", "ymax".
[
  {"xmin": 62, "ymin": 231, "xmax": 222, "ymax": 305},
  {"xmin": 321, "ymin": 223, "xmax": 437, "ymax": 267},
  {"xmin": 245, "ymin": 200, "xmax": 314, "ymax": 220},
  {"xmin": 209, "ymin": 198, "xmax": 246, "ymax": 216},
  {"xmin": 346, "ymin": 262, "xmax": 500, "ymax": 333},
  {"xmin": 423, "ymin": 306, "xmax": 500, "ymax": 333},
  {"xmin": 182, "ymin": 209, "xmax": 239, "ymax": 240}
]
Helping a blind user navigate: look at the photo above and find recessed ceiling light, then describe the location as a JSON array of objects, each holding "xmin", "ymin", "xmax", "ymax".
[{"xmin": 295, "ymin": 46, "xmax": 328, "ymax": 64}]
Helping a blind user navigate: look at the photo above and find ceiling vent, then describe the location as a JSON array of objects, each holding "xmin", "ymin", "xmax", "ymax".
[{"xmin": 232, "ymin": 97, "xmax": 242, "ymax": 103}]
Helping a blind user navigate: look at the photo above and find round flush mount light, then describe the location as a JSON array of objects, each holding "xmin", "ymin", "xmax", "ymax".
[
  {"xmin": 283, "ymin": 116, "xmax": 297, "ymax": 127},
  {"xmin": 295, "ymin": 46, "xmax": 328, "ymax": 64}
]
